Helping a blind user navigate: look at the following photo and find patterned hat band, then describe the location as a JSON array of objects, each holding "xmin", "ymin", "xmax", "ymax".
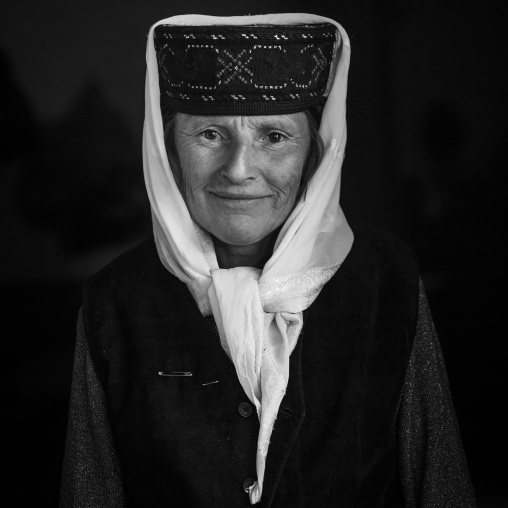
[{"xmin": 154, "ymin": 23, "xmax": 339, "ymax": 115}]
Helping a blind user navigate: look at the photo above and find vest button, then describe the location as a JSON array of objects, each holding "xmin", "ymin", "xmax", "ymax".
[
  {"xmin": 238, "ymin": 402, "xmax": 253, "ymax": 418},
  {"xmin": 242, "ymin": 477, "xmax": 256, "ymax": 493}
]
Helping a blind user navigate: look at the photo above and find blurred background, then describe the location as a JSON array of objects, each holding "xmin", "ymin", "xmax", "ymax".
[{"xmin": 1, "ymin": 0, "xmax": 506, "ymax": 505}]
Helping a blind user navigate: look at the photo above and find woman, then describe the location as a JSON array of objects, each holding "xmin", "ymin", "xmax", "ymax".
[{"xmin": 60, "ymin": 13, "xmax": 476, "ymax": 507}]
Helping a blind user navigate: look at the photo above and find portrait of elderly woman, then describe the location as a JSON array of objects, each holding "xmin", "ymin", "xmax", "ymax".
[{"xmin": 60, "ymin": 13, "xmax": 476, "ymax": 508}]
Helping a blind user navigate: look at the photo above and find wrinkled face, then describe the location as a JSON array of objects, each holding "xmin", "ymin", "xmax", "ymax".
[{"xmin": 174, "ymin": 113, "xmax": 311, "ymax": 246}]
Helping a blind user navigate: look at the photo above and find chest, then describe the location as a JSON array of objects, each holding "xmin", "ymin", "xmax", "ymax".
[{"xmin": 98, "ymin": 278, "xmax": 412, "ymax": 507}]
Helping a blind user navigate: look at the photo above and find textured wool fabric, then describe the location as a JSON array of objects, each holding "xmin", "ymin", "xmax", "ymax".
[
  {"xmin": 144, "ymin": 13, "xmax": 353, "ymax": 502},
  {"xmin": 60, "ymin": 226, "xmax": 476, "ymax": 507},
  {"xmin": 398, "ymin": 292, "xmax": 476, "ymax": 507},
  {"xmin": 59, "ymin": 309, "xmax": 125, "ymax": 508}
]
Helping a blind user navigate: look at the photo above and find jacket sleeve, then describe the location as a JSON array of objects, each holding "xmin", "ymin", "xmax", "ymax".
[
  {"xmin": 60, "ymin": 309, "xmax": 126, "ymax": 508},
  {"xmin": 398, "ymin": 280, "xmax": 476, "ymax": 507}
]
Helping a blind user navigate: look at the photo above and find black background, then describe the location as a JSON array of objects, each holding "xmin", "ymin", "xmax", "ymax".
[{"xmin": 2, "ymin": 1, "xmax": 506, "ymax": 506}]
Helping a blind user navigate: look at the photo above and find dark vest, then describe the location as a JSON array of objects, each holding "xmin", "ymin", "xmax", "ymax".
[{"xmin": 83, "ymin": 225, "xmax": 419, "ymax": 507}]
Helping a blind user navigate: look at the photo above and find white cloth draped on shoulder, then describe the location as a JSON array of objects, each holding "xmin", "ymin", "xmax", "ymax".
[{"xmin": 143, "ymin": 13, "xmax": 353, "ymax": 504}]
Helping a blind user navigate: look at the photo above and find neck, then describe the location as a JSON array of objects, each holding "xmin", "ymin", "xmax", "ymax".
[{"xmin": 213, "ymin": 232, "xmax": 278, "ymax": 269}]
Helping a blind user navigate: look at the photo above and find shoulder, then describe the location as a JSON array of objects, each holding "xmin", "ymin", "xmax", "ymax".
[
  {"xmin": 84, "ymin": 237, "xmax": 179, "ymax": 299},
  {"xmin": 82, "ymin": 237, "xmax": 189, "ymax": 332},
  {"xmin": 339, "ymin": 220, "xmax": 419, "ymax": 283},
  {"xmin": 87, "ymin": 237, "xmax": 162, "ymax": 285},
  {"xmin": 317, "ymin": 221, "xmax": 421, "ymax": 334}
]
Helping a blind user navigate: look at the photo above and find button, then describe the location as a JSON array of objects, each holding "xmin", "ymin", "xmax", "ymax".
[
  {"xmin": 238, "ymin": 402, "xmax": 253, "ymax": 418},
  {"xmin": 242, "ymin": 477, "xmax": 256, "ymax": 493}
]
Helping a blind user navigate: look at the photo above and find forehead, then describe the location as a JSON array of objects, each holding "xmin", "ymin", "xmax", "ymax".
[{"xmin": 175, "ymin": 112, "xmax": 309, "ymax": 131}]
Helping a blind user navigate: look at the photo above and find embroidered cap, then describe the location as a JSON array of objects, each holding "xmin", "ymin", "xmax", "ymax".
[{"xmin": 154, "ymin": 23, "xmax": 339, "ymax": 115}]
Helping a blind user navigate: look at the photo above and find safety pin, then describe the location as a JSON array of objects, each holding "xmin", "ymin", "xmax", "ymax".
[{"xmin": 158, "ymin": 371, "xmax": 192, "ymax": 377}]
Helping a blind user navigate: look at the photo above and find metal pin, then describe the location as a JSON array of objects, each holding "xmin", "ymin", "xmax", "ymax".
[
  {"xmin": 158, "ymin": 371, "xmax": 192, "ymax": 377},
  {"xmin": 202, "ymin": 380, "xmax": 219, "ymax": 386}
]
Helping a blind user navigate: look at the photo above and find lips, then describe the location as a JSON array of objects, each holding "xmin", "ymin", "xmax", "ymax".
[{"xmin": 211, "ymin": 191, "xmax": 267, "ymax": 200}]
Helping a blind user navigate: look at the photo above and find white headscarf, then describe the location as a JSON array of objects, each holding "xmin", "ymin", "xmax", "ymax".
[{"xmin": 143, "ymin": 13, "xmax": 353, "ymax": 504}]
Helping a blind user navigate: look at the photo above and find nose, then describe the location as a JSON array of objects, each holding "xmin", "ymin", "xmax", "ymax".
[{"xmin": 220, "ymin": 139, "xmax": 257, "ymax": 184}]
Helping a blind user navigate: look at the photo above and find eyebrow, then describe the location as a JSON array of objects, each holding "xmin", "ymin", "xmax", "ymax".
[
  {"xmin": 253, "ymin": 120, "xmax": 296, "ymax": 131},
  {"xmin": 193, "ymin": 115, "xmax": 296, "ymax": 125}
]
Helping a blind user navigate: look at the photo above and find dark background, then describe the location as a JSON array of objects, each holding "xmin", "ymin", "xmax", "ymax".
[{"xmin": 2, "ymin": 1, "xmax": 506, "ymax": 506}]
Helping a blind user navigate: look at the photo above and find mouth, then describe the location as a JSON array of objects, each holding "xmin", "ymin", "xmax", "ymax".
[{"xmin": 211, "ymin": 191, "xmax": 267, "ymax": 201}]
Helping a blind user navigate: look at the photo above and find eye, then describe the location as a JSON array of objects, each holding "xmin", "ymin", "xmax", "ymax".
[
  {"xmin": 267, "ymin": 132, "xmax": 285, "ymax": 144},
  {"xmin": 201, "ymin": 129, "xmax": 220, "ymax": 141}
]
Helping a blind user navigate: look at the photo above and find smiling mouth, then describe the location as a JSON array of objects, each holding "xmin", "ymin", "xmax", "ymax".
[{"xmin": 211, "ymin": 192, "xmax": 267, "ymax": 201}]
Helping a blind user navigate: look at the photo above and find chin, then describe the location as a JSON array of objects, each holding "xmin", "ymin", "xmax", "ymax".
[
  {"xmin": 197, "ymin": 210, "xmax": 285, "ymax": 248},
  {"xmin": 209, "ymin": 219, "xmax": 276, "ymax": 247},
  {"xmin": 213, "ymin": 229, "xmax": 268, "ymax": 247}
]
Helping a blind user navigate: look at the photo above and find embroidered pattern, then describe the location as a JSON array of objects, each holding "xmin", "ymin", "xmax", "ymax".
[
  {"xmin": 217, "ymin": 48, "xmax": 254, "ymax": 85},
  {"xmin": 259, "ymin": 264, "xmax": 341, "ymax": 312},
  {"xmin": 154, "ymin": 23, "xmax": 338, "ymax": 114}
]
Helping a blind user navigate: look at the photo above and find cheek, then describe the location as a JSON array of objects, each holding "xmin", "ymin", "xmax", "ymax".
[
  {"xmin": 179, "ymin": 150, "xmax": 214, "ymax": 196},
  {"xmin": 267, "ymin": 155, "xmax": 306, "ymax": 209},
  {"xmin": 175, "ymin": 134, "xmax": 219, "ymax": 189},
  {"xmin": 174, "ymin": 154, "xmax": 210, "ymax": 224}
]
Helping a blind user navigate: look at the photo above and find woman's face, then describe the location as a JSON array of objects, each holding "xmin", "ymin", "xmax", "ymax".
[{"xmin": 174, "ymin": 113, "xmax": 311, "ymax": 247}]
